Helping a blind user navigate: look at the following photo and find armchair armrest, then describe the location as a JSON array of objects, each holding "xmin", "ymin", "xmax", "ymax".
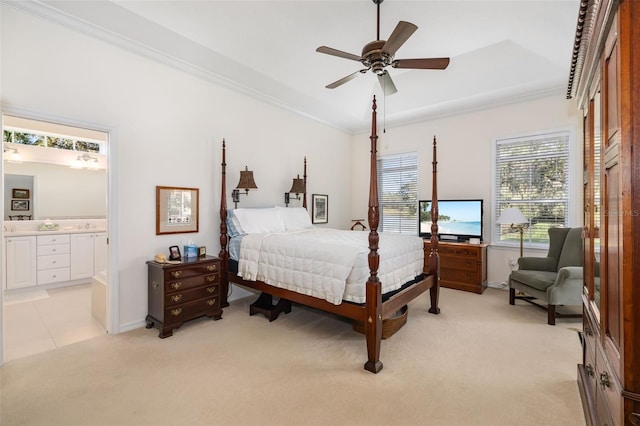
[
  {"xmin": 556, "ymin": 266, "xmax": 583, "ymax": 280},
  {"xmin": 547, "ymin": 266, "xmax": 583, "ymax": 306},
  {"xmin": 518, "ymin": 256, "xmax": 557, "ymax": 271}
]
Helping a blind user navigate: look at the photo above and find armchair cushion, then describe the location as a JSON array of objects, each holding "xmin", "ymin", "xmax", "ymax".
[{"xmin": 510, "ymin": 269, "xmax": 558, "ymax": 292}]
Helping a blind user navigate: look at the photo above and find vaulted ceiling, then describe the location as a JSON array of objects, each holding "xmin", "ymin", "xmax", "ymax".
[{"xmin": 7, "ymin": 0, "xmax": 580, "ymax": 133}]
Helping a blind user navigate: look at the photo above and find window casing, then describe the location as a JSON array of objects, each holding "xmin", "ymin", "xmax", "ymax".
[
  {"xmin": 377, "ymin": 152, "xmax": 418, "ymax": 235},
  {"xmin": 494, "ymin": 130, "xmax": 571, "ymax": 247}
]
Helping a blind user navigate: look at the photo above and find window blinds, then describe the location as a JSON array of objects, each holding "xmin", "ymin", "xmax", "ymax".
[
  {"xmin": 494, "ymin": 130, "xmax": 570, "ymax": 244},
  {"xmin": 377, "ymin": 152, "xmax": 418, "ymax": 235}
]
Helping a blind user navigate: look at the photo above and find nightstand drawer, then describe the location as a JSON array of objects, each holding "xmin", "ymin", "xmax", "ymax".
[
  {"xmin": 164, "ymin": 296, "xmax": 219, "ymax": 321},
  {"xmin": 164, "ymin": 284, "xmax": 219, "ymax": 306},
  {"xmin": 165, "ymin": 273, "xmax": 219, "ymax": 293}
]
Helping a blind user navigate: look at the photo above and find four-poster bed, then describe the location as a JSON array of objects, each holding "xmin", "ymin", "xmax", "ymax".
[{"xmin": 218, "ymin": 96, "xmax": 440, "ymax": 373}]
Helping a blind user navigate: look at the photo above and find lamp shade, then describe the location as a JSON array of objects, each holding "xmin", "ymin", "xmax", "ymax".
[
  {"xmin": 289, "ymin": 175, "xmax": 305, "ymax": 194},
  {"xmin": 496, "ymin": 207, "xmax": 527, "ymax": 225},
  {"xmin": 236, "ymin": 166, "xmax": 257, "ymax": 190}
]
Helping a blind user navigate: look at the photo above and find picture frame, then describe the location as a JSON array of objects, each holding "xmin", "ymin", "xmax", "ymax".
[
  {"xmin": 11, "ymin": 200, "xmax": 29, "ymax": 211},
  {"xmin": 169, "ymin": 245, "xmax": 181, "ymax": 261},
  {"xmin": 12, "ymin": 188, "xmax": 30, "ymax": 199},
  {"xmin": 156, "ymin": 186, "xmax": 199, "ymax": 235},
  {"xmin": 198, "ymin": 246, "xmax": 206, "ymax": 257},
  {"xmin": 311, "ymin": 194, "xmax": 328, "ymax": 224}
]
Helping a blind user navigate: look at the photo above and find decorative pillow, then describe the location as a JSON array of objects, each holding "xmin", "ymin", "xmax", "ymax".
[
  {"xmin": 276, "ymin": 206, "xmax": 313, "ymax": 231},
  {"xmin": 233, "ymin": 207, "xmax": 286, "ymax": 234}
]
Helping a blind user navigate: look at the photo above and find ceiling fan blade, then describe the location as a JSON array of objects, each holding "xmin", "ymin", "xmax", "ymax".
[
  {"xmin": 392, "ymin": 57, "xmax": 450, "ymax": 70},
  {"xmin": 382, "ymin": 21, "xmax": 418, "ymax": 56},
  {"xmin": 377, "ymin": 71, "xmax": 397, "ymax": 96},
  {"xmin": 316, "ymin": 46, "xmax": 362, "ymax": 62},
  {"xmin": 326, "ymin": 70, "xmax": 363, "ymax": 89}
]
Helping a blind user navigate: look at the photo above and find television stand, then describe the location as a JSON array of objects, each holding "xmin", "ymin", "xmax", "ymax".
[{"xmin": 423, "ymin": 240, "xmax": 488, "ymax": 294}]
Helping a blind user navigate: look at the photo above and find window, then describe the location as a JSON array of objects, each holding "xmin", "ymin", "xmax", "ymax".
[
  {"xmin": 377, "ymin": 152, "xmax": 418, "ymax": 234},
  {"xmin": 494, "ymin": 130, "xmax": 571, "ymax": 246},
  {"xmin": 3, "ymin": 129, "xmax": 101, "ymax": 153}
]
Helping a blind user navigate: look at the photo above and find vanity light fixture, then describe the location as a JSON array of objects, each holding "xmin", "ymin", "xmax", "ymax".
[
  {"xmin": 232, "ymin": 166, "xmax": 258, "ymax": 208},
  {"xmin": 284, "ymin": 175, "xmax": 306, "ymax": 207},
  {"xmin": 70, "ymin": 153, "xmax": 100, "ymax": 170},
  {"xmin": 3, "ymin": 147, "xmax": 23, "ymax": 163}
]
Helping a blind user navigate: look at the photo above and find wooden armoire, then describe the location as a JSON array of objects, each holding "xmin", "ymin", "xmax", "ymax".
[{"xmin": 569, "ymin": 0, "xmax": 640, "ymax": 425}]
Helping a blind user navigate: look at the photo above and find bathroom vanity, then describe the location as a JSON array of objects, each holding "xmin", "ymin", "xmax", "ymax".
[{"xmin": 4, "ymin": 220, "xmax": 107, "ymax": 291}]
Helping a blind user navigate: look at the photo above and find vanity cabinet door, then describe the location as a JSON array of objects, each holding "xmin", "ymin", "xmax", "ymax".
[
  {"xmin": 5, "ymin": 236, "xmax": 37, "ymax": 290},
  {"xmin": 70, "ymin": 233, "xmax": 95, "ymax": 280}
]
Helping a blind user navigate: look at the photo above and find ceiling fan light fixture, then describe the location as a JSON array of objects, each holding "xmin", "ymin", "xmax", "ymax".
[{"xmin": 316, "ymin": 0, "xmax": 450, "ymax": 94}]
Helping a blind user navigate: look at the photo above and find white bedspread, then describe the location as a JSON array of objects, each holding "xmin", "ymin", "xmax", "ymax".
[{"xmin": 237, "ymin": 228, "xmax": 424, "ymax": 305}]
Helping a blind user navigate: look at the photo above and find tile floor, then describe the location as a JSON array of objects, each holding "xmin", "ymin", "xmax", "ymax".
[{"xmin": 3, "ymin": 284, "xmax": 106, "ymax": 362}]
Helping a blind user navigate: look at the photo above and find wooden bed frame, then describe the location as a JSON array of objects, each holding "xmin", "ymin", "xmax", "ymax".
[{"xmin": 218, "ymin": 96, "xmax": 440, "ymax": 373}]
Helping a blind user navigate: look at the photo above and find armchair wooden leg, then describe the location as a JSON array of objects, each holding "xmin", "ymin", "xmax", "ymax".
[
  {"xmin": 548, "ymin": 305, "xmax": 556, "ymax": 325},
  {"xmin": 509, "ymin": 288, "xmax": 516, "ymax": 305}
]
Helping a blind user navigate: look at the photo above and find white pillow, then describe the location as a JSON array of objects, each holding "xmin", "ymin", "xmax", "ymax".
[
  {"xmin": 233, "ymin": 207, "xmax": 286, "ymax": 234},
  {"xmin": 276, "ymin": 206, "xmax": 313, "ymax": 231}
]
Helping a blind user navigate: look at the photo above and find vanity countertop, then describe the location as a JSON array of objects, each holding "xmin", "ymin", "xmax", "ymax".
[{"xmin": 4, "ymin": 229, "xmax": 106, "ymax": 237}]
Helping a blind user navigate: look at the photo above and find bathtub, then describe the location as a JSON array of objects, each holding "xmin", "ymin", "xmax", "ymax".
[{"xmin": 91, "ymin": 270, "xmax": 107, "ymax": 329}]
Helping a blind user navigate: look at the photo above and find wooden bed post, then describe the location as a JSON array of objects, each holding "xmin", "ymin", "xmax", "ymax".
[
  {"xmin": 364, "ymin": 96, "xmax": 383, "ymax": 374},
  {"xmin": 303, "ymin": 156, "xmax": 308, "ymax": 209},
  {"xmin": 219, "ymin": 139, "xmax": 230, "ymax": 308},
  {"xmin": 428, "ymin": 136, "xmax": 441, "ymax": 314}
]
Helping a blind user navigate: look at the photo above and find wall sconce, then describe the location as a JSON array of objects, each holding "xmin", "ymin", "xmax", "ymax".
[
  {"xmin": 3, "ymin": 147, "xmax": 23, "ymax": 163},
  {"xmin": 70, "ymin": 153, "xmax": 99, "ymax": 170},
  {"xmin": 496, "ymin": 207, "xmax": 528, "ymax": 258},
  {"xmin": 232, "ymin": 166, "xmax": 258, "ymax": 208},
  {"xmin": 284, "ymin": 175, "xmax": 306, "ymax": 207}
]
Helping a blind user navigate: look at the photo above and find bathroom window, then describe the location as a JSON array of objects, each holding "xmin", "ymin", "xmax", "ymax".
[{"xmin": 3, "ymin": 129, "xmax": 101, "ymax": 153}]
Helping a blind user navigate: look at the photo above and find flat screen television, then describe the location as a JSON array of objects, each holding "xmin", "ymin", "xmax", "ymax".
[{"xmin": 418, "ymin": 199, "xmax": 484, "ymax": 242}]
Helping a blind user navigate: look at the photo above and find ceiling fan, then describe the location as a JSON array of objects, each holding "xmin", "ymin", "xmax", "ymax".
[{"xmin": 316, "ymin": 0, "xmax": 450, "ymax": 95}]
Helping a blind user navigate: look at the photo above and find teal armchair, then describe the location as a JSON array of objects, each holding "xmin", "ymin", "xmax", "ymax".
[{"xmin": 508, "ymin": 227, "xmax": 583, "ymax": 325}]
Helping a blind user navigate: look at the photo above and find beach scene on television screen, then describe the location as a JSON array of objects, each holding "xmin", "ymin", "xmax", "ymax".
[{"xmin": 420, "ymin": 201, "xmax": 482, "ymax": 235}]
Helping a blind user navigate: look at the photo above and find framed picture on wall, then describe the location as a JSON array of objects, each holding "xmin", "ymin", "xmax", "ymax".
[
  {"xmin": 11, "ymin": 200, "xmax": 29, "ymax": 211},
  {"xmin": 156, "ymin": 186, "xmax": 199, "ymax": 235},
  {"xmin": 12, "ymin": 188, "xmax": 30, "ymax": 199},
  {"xmin": 311, "ymin": 194, "xmax": 328, "ymax": 224}
]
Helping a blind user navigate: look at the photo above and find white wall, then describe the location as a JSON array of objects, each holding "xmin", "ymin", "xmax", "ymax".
[
  {"xmin": 351, "ymin": 95, "xmax": 582, "ymax": 285},
  {"xmin": 1, "ymin": 7, "xmax": 352, "ymax": 330}
]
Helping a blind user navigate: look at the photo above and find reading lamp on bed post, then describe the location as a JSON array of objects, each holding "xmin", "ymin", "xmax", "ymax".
[
  {"xmin": 232, "ymin": 166, "xmax": 258, "ymax": 208},
  {"xmin": 284, "ymin": 175, "xmax": 306, "ymax": 207}
]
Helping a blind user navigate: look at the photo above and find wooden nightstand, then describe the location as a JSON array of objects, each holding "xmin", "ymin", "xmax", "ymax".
[
  {"xmin": 146, "ymin": 255, "xmax": 223, "ymax": 338},
  {"xmin": 424, "ymin": 241, "xmax": 488, "ymax": 294}
]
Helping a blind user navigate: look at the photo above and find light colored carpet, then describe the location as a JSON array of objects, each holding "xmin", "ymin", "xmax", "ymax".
[{"xmin": 0, "ymin": 287, "xmax": 585, "ymax": 426}]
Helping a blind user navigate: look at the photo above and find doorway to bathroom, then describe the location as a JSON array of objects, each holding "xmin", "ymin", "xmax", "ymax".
[{"xmin": 2, "ymin": 114, "xmax": 110, "ymax": 362}]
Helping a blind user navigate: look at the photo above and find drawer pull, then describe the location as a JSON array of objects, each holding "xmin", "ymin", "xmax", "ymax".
[
  {"xmin": 206, "ymin": 265, "xmax": 217, "ymax": 271},
  {"xmin": 206, "ymin": 275, "xmax": 217, "ymax": 282},
  {"xmin": 630, "ymin": 413, "xmax": 640, "ymax": 426},
  {"xmin": 207, "ymin": 299, "xmax": 216, "ymax": 306},
  {"xmin": 152, "ymin": 281, "xmax": 158, "ymax": 290},
  {"xmin": 171, "ymin": 270, "xmax": 183, "ymax": 278},
  {"xmin": 207, "ymin": 286, "xmax": 216, "ymax": 293},
  {"xmin": 585, "ymin": 364, "xmax": 594, "ymax": 377},
  {"xmin": 599, "ymin": 371, "xmax": 611, "ymax": 389},
  {"xmin": 171, "ymin": 308, "xmax": 182, "ymax": 316},
  {"xmin": 171, "ymin": 294, "xmax": 182, "ymax": 302},
  {"xmin": 171, "ymin": 282, "xmax": 182, "ymax": 290}
]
